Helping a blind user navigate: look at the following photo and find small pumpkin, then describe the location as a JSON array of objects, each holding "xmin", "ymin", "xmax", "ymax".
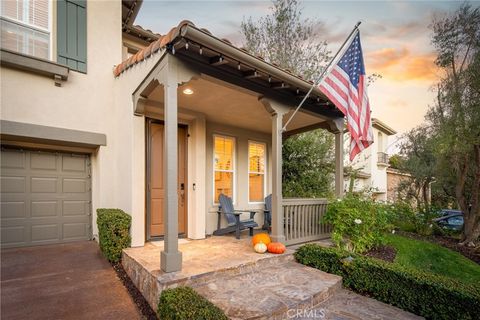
[
  {"xmin": 254, "ymin": 242, "xmax": 267, "ymax": 254},
  {"xmin": 267, "ymin": 242, "xmax": 286, "ymax": 254},
  {"xmin": 252, "ymin": 233, "xmax": 271, "ymax": 246}
]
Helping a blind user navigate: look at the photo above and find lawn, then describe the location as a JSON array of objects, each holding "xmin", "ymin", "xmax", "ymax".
[{"xmin": 385, "ymin": 234, "xmax": 480, "ymax": 285}]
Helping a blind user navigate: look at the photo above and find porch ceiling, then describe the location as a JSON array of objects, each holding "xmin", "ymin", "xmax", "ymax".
[{"xmin": 147, "ymin": 77, "xmax": 326, "ymax": 134}]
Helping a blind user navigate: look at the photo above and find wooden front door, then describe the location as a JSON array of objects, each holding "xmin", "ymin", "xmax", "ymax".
[{"xmin": 148, "ymin": 120, "xmax": 187, "ymax": 238}]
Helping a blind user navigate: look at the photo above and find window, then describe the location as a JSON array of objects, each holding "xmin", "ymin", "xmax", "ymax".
[
  {"xmin": 214, "ymin": 135, "xmax": 235, "ymax": 203},
  {"xmin": 377, "ymin": 132, "xmax": 384, "ymax": 153},
  {"xmin": 248, "ymin": 141, "xmax": 266, "ymax": 203},
  {"xmin": 0, "ymin": 0, "xmax": 50, "ymax": 59}
]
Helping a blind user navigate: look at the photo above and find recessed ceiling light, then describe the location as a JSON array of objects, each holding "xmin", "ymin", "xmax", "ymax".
[{"xmin": 183, "ymin": 88, "xmax": 194, "ymax": 95}]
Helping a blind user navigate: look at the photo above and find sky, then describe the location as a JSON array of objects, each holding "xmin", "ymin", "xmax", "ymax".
[{"xmin": 136, "ymin": 0, "xmax": 466, "ymax": 151}]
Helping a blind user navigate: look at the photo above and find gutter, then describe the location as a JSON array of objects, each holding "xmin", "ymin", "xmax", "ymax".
[{"xmin": 177, "ymin": 24, "xmax": 329, "ymax": 102}]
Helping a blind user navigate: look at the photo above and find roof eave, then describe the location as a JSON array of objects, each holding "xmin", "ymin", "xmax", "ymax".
[
  {"xmin": 372, "ymin": 118, "xmax": 397, "ymax": 135},
  {"xmin": 177, "ymin": 24, "xmax": 330, "ymax": 103}
]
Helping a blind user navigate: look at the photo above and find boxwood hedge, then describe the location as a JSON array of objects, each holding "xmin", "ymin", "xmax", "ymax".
[
  {"xmin": 97, "ymin": 208, "xmax": 131, "ymax": 263},
  {"xmin": 295, "ymin": 244, "xmax": 480, "ymax": 320},
  {"xmin": 158, "ymin": 287, "xmax": 227, "ymax": 320}
]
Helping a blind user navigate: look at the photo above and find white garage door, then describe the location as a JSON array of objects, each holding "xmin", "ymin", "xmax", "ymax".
[{"xmin": 1, "ymin": 148, "xmax": 92, "ymax": 248}]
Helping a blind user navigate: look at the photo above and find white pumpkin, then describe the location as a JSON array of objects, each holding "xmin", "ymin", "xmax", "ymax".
[{"xmin": 254, "ymin": 242, "xmax": 267, "ymax": 254}]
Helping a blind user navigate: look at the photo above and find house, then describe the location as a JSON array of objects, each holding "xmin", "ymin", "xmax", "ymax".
[
  {"xmin": 387, "ymin": 168, "xmax": 432, "ymax": 206},
  {"xmin": 1, "ymin": 0, "xmax": 346, "ymax": 272},
  {"xmin": 343, "ymin": 118, "xmax": 397, "ymax": 201}
]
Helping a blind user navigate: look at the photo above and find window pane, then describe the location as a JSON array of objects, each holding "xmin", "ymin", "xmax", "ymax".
[
  {"xmin": 214, "ymin": 171, "xmax": 233, "ymax": 203},
  {"xmin": 29, "ymin": 0, "xmax": 49, "ymax": 29},
  {"xmin": 249, "ymin": 173, "xmax": 264, "ymax": 202},
  {"xmin": 1, "ymin": 19, "xmax": 49, "ymax": 59},
  {"xmin": 249, "ymin": 142, "xmax": 265, "ymax": 173},
  {"xmin": 214, "ymin": 136, "xmax": 234, "ymax": 171},
  {"xmin": 1, "ymin": 0, "xmax": 22, "ymax": 21}
]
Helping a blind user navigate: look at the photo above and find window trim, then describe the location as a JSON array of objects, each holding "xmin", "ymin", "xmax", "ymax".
[
  {"xmin": 213, "ymin": 134, "xmax": 236, "ymax": 205},
  {"xmin": 0, "ymin": 0, "xmax": 52, "ymax": 60},
  {"xmin": 247, "ymin": 140, "xmax": 267, "ymax": 204}
]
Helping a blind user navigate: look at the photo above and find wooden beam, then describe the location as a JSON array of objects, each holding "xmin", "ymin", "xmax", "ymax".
[
  {"xmin": 271, "ymin": 82, "xmax": 290, "ymax": 90},
  {"xmin": 243, "ymin": 69, "xmax": 261, "ymax": 79},
  {"xmin": 210, "ymin": 55, "xmax": 229, "ymax": 66}
]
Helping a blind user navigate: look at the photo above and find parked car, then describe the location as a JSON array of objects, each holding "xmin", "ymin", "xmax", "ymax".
[
  {"xmin": 439, "ymin": 209, "xmax": 463, "ymax": 216},
  {"xmin": 433, "ymin": 214, "xmax": 464, "ymax": 231}
]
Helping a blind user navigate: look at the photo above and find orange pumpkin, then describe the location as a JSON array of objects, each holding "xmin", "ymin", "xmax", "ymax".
[
  {"xmin": 252, "ymin": 233, "xmax": 271, "ymax": 246},
  {"xmin": 267, "ymin": 242, "xmax": 286, "ymax": 254}
]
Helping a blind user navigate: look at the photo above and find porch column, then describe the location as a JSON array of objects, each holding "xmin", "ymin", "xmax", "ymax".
[
  {"xmin": 161, "ymin": 64, "xmax": 182, "ymax": 272},
  {"xmin": 271, "ymin": 110, "xmax": 286, "ymax": 243},
  {"xmin": 260, "ymin": 97, "xmax": 289, "ymax": 244},
  {"xmin": 333, "ymin": 119, "xmax": 345, "ymax": 198}
]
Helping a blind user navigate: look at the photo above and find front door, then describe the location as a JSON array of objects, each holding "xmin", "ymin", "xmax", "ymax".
[{"xmin": 147, "ymin": 120, "xmax": 187, "ymax": 238}]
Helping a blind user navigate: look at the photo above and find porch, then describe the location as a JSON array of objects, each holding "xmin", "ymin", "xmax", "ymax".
[{"xmin": 116, "ymin": 21, "xmax": 346, "ymax": 273}]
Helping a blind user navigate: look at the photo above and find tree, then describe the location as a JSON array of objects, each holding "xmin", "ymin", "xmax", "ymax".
[
  {"xmin": 282, "ymin": 131, "xmax": 334, "ymax": 197},
  {"xmin": 428, "ymin": 4, "xmax": 480, "ymax": 244},
  {"xmin": 241, "ymin": 0, "xmax": 330, "ymax": 81},
  {"xmin": 398, "ymin": 127, "xmax": 437, "ymax": 210},
  {"xmin": 241, "ymin": 0, "xmax": 334, "ymax": 197}
]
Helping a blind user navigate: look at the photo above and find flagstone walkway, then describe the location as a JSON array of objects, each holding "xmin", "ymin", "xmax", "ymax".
[{"xmin": 123, "ymin": 235, "xmax": 423, "ymax": 319}]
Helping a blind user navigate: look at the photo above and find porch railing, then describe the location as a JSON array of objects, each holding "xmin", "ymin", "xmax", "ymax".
[{"xmin": 282, "ymin": 198, "xmax": 331, "ymax": 246}]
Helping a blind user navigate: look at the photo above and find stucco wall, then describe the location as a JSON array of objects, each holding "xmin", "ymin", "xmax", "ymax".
[{"xmin": 0, "ymin": 0, "xmax": 123, "ymax": 240}]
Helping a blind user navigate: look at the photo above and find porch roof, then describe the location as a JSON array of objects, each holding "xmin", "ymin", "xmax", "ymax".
[{"xmin": 114, "ymin": 20, "xmax": 343, "ymax": 120}]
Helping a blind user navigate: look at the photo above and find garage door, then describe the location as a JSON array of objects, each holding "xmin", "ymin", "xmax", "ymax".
[{"xmin": 1, "ymin": 148, "xmax": 92, "ymax": 248}]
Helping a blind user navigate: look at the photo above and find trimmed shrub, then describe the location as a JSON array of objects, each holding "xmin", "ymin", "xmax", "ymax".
[
  {"xmin": 323, "ymin": 195, "xmax": 390, "ymax": 253},
  {"xmin": 158, "ymin": 287, "xmax": 228, "ymax": 320},
  {"xmin": 97, "ymin": 208, "xmax": 131, "ymax": 263},
  {"xmin": 295, "ymin": 244, "xmax": 480, "ymax": 320}
]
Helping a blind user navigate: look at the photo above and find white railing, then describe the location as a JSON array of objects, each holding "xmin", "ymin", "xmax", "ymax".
[{"xmin": 282, "ymin": 198, "xmax": 331, "ymax": 246}]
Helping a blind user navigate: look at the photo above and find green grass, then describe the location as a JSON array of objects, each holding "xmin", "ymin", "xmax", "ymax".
[{"xmin": 385, "ymin": 234, "xmax": 480, "ymax": 285}]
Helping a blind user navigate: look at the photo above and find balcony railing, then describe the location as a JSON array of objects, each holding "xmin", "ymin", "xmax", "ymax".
[
  {"xmin": 377, "ymin": 152, "xmax": 389, "ymax": 165},
  {"xmin": 282, "ymin": 198, "xmax": 331, "ymax": 246}
]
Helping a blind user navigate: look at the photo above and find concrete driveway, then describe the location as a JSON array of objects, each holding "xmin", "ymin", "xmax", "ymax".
[{"xmin": 1, "ymin": 241, "xmax": 142, "ymax": 320}]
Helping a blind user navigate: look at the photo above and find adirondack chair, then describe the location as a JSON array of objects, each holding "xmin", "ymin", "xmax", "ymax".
[
  {"xmin": 213, "ymin": 194, "xmax": 258, "ymax": 239},
  {"xmin": 263, "ymin": 194, "xmax": 272, "ymax": 231},
  {"xmin": 263, "ymin": 194, "xmax": 294, "ymax": 231}
]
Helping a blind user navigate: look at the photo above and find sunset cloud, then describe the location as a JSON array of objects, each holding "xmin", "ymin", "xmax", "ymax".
[{"xmin": 366, "ymin": 47, "xmax": 438, "ymax": 82}]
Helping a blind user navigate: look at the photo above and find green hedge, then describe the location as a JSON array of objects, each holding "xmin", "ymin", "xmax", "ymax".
[
  {"xmin": 158, "ymin": 287, "xmax": 228, "ymax": 320},
  {"xmin": 295, "ymin": 244, "xmax": 480, "ymax": 320},
  {"xmin": 97, "ymin": 208, "xmax": 131, "ymax": 263}
]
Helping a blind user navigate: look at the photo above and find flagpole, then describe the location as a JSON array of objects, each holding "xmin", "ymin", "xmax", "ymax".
[{"xmin": 281, "ymin": 21, "xmax": 362, "ymax": 132}]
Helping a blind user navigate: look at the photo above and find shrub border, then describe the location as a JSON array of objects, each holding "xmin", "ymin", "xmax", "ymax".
[{"xmin": 295, "ymin": 244, "xmax": 480, "ymax": 320}]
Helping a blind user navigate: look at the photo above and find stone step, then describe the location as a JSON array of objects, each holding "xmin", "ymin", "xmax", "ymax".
[
  {"xmin": 194, "ymin": 260, "xmax": 342, "ymax": 320},
  {"xmin": 299, "ymin": 289, "xmax": 424, "ymax": 320},
  {"xmin": 162, "ymin": 250, "xmax": 296, "ymax": 288}
]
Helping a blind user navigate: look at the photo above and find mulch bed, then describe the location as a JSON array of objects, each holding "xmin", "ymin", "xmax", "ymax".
[
  {"xmin": 364, "ymin": 245, "xmax": 397, "ymax": 262},
  {"xmin": 112, "ymin": 262, "xmax": 158, "ymax": 320},
  {"xmin": 397, "ymin": 231, "xmax": 480, "ymax": 265}
]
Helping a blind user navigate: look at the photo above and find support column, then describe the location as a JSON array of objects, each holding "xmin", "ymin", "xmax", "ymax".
[
  {"xmin": 334, "ymin": 130, "xmax": 345, "ymax": 198},
  {"xmin": 271, "ymin": 110, "xmax": 285, "ymax": 243},
  {"xmin": 160, "ymin": 64, "xmax": 182, "ymax": 273},
  {"xmin": 260, "ymin": 97, "xmax": 289, "ymax": 244}
]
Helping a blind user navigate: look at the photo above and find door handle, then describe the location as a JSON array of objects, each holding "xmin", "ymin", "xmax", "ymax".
[{"xmin": 180, "ymin": 183, "xmax": 185, "ymax": 191}]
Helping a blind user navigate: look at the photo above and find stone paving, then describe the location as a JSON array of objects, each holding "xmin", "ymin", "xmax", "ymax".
[
  {"xmin": 123, "ymin": 235, "xmax": 423, "ymax": 320},
  {"xmin": 297, "ymin": 289, "xmax": 423, "ymax": 320}
]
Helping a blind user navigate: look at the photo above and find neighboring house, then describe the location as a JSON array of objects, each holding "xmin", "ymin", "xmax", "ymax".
[
  {"xmin": 0, "ymin": 0, "xmax": 346, "ymax": 272},
  {"xmin": 386, "ymin": 168, "xmax": 431, "ymax": 206},
  {"xmin": 343, "ymin": 118, "xmax": 397, "ymax": 201},
  {"xmin": 386, "ymin": 168, "xmax": 413, "ymax": 203}
]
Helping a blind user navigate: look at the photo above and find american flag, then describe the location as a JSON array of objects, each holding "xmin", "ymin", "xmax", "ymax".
[{"xmin": 319, "ymin": 31, "xmax": 373, "ymax": 161}]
